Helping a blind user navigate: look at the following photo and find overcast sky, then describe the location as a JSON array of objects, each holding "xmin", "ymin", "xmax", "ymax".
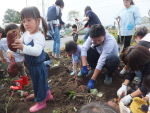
[{"xmin": 0, "ymin": 0, "xmax": 150, "ymax": 26}]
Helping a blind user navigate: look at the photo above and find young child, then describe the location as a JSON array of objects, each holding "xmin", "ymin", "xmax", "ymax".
[
  {"xmin": 5, "ymin": 24, "xmax": 29, "ymax": 90},
  {"xmin": 7, "ymin": 6, "xmax": 53, "ymax": 112},
  {"xmin": 0, "ymin": 27, "xmax": 9, "ymax": 77},
  {"xmin": 77, "ymin": 101, "xmax": 119, "ymax": 113},
  {"xmin": 71, "ymin": 24, "xmax": 78, "ymax": 42},
  {"xmin": 65, "ymin": 40, "xmax": 82, "ymax": 76}
]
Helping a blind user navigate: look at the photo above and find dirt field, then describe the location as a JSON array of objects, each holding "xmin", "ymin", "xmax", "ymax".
[{"xmin": 0, "ymin": 50, "xmax": 125, "ymax": 113}]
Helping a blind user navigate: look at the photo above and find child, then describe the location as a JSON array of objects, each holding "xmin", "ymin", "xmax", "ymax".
[
  {"xmin": 5, "ymin": 24, "xmax": 29, "ymax": 90},
  {"xmin": 0, "ymin": 27, "xmax": 9, "ymax": 77},
  {"xmin": 65, "ymin": 41, "xmax": 82, "ymax": 76},
  {"xmin": 71, "ymin": 24, "xmax": 78, "ymax": 42},
  {"xmin": 8, "ymin": 6, "xmax": 53, "ymax": 112},
  {"xmin": 77, "ymin": 101, "xmax": 119, "ymax": 113}
]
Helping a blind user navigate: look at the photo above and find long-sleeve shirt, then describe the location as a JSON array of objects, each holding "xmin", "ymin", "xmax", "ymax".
[
  {"xmin": 125, "ymin": 62, "xmax": 150, "ymax": 96},
  {"xmin": 3, "ymin": 38, "xmax": 24, "ymax": 62},
  {"xmin": 20, "ymin": 31, "xmax": 45, "ymax": 56},
  {"xmin": 115, "ymin": 5, "xmax": 141, "ymax": 36},
  {"xmin": 81, "ymin": 30, "xmax": 118, "ymax": 70}
]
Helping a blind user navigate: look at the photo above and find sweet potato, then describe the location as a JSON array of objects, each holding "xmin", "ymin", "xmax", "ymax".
[
  {"xmin": 8, "ymin": 59, "xmax": 18, "ymax": 77},
  {"xmin": 7, "ymin": 31, "xmax": 17, "ymax": 52},
  {"xmin": 25, "ymin": 94, "xmax": 34, "ymax": 101}
]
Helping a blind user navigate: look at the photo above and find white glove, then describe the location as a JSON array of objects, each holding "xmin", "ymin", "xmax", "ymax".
[
  {"xmin": 120, "ymin": 68, "xmax": 127, "ymax": 75},
  {"xmin": 146, "ymin": 93, "xmax": 150, "ymax": 100},
  {"xmin": 77, "ymin": 20, "xmax": 83, "ymax": 24},
  {"xmin": 120, "ymin": 94, "xmax": 132, "ymax": 105},
  {"xmin": 117, "ymin": 84, "xmax": 127, "ymax": 98}
]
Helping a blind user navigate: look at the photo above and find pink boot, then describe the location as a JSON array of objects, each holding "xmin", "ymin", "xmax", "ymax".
[
  {"xmin": 46, "ymin": 90, "xmax": 53, "ymax": 101},
  {"xmin": 29, "ymin": 101, "xmax": 46, "ymax": 112}
]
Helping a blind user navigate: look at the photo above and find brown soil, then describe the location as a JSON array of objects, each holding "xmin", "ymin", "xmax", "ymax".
[{"xmin": 0, "ymin": 50, "xmax": 125, "ymax": 113}]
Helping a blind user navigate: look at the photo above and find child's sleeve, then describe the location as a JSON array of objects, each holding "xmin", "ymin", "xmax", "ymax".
[{"xmin": 22, "ymin": 34, "xmax": 44, "ymax": 56}]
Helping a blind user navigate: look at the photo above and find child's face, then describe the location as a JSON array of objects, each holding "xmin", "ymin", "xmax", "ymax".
[
  {"xmin": 22, "ymin": 18, "xmax": 40, "ymax": 34},
  {"xmin": 72, "ymin": 28, "xmax": 77, "ymax": 31}
]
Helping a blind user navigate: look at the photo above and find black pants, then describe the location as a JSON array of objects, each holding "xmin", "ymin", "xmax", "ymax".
[
  {"xmin": 117, "ymin": 35, "xmax": 132, "ymax": 51},
  {"xmin": 87, "ymin": 48, "xmax": 120, "ymax": 77}
]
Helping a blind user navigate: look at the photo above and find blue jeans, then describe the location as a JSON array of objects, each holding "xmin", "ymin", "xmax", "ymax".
[
  {"xmin": 84, "ymin": 31, "xmax": 90, "ymax": 42},
  {"xmin": 49, "ymin": 26, "xmax": 60, "ymax": 55}
]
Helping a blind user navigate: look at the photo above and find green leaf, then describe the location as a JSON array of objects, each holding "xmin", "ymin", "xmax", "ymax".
[
  {"xmin": 97, "ymin": 92, "xmax": 103, "ymax": 98},
  {"xmin": 90, "ymin": 89, "xmax": 98, "ymax": 94},
  {"xmin": 73, "ymin": 107, "xmax": 78, "ymax": 112}
]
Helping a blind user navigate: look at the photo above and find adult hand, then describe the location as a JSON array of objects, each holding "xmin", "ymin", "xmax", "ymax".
[
  {"xmin": 81, "ymin": 66, "xmax": 88, "ymax": 75},
  {"xmin": 117, "ymin": 84, "xmax": 127, "ymax": 98},
  {"xmin": 12, "ymin": 39, "xmax": 23, "ymax": 50},
  {"xmin": 120, "ymin": 94, "xmax": 132, "ymax": 105},
  {"xmin": 87, "ymin": 79, "xmax": 95, "ymax": 89}
]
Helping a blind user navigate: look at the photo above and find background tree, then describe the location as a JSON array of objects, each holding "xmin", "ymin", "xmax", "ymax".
[
  {"xmin": 3, "ymin": 9, "xmax": 20, "ymax": 24},
  {"xmin": 68, "ymin": 10, "xmax": 80, "ymax": 21}
]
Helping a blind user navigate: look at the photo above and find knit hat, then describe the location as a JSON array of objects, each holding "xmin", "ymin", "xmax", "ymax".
[{"xmin": 130, "ymin": 97, "xmax": 148, "ymax": 113}]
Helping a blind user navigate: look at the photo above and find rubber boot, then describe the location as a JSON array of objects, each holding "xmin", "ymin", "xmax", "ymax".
[
  {"xmin": 20, "ymin": 76, "xmax": 29, "ymax": 85},
  {"xmin": 10, "ymin": 79, "xmax": 23, "ymax": 90},
  {"xmin": 29, "ymin": 101, "xmax": 46, "ymax": 112},
  {"xmin": 46, "ymin": 90, "xmax": 53, "ymax": 101}
]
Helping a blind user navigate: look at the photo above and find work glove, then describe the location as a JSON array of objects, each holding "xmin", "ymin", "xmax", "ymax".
[
  {"xmin": 81, "ymin": 66, "xmax": 88, "ymax": 75},
  {"xmin": 120, "ymin": 94, "xmax": 133, "ymax": 105},
  {"xmin": 117, "ymin": 84, "xmax": 127, "ymax": 98},
  {"xmin": 87, "ymin": 79, "xmax": 95, "ymax": 90},
  {"xmin": 120, "ymin": 68, "xmax": 127, "ymax": 75}
]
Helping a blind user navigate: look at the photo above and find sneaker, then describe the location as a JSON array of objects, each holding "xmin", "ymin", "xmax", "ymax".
[
  {"xmin": 104, "ymin": 74, "xmax": 112, "ymax": 85},
  {"xmin": 29, "ymin": 101, "xmax": 46, "ymax": 112},
  {"xmin": 54, "ymin": 54, "xmax": 61, "ymax": 59},
  {"xmin": 77, "ymin": 70, "xmax": 82, "ymax": 76},
  {"xmin": 70, "ymin": 70, "xmax": 76, "ymax": 76},
  {"xmin": 87, "ymin": 69, "xmax": 94, "ymax": 76}
]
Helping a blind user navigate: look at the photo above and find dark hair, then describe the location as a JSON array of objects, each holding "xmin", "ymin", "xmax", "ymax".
[
  {"xmin": 55, "ymin": 0, "xmax": 64, "ymax": 8},
  {"xmin": 90, "ymin": 24, "xmax": 105, "ymax": 38},
  {"xmin": 123, "ymin": 0, "xmax": 135, "ymax": 5},
  {"xmin": 0, "ymin": 27, "xmax": 6, "ymax": 38},
  {"xmin": 65, "ymin": 40, "xmax": 77, "ymax": 54},
  {"xmin": 77, "ymin": 101, "xmax": 119, "ymax": 113},
  {"xmin": 134, "ymin": 26, "xmax": 148, "ymax": 40},
  {"xmin": 144, "ymin": 74, "xmax": 150, "ymax": 91},
  {"xmin": 121, "ymin": 45, "xmax": 150, "ymax": 71},
  {"xmin": 72, "ymin": 24, "xmax": 77, "ymax": 29},
  {"xmin": 5, "ymin": 24, "xmax": 18, "ymax": 34},
  {"xmin": 20, "ymin": 6, "xmax": 48, "ymax": 37},
  {"xmin": 84, "ymin": 6, "xmax": 92, "ymax": 16}
]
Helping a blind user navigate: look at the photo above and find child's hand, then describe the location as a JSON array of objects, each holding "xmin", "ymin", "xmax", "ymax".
[
  {"xmin": 2, "ymin": 58, "xmax": 6, "ymax": 63},
  {"xmin": 7, "ymin": 52, "xmax": 15, "ymax": 61},
  {"xmin": 12, "ymin": 39, "xmax": 23, "ymax": 50},
  {"xmin": 142, "ymin": 96, "xmax": 149, "ymax": 102}
]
